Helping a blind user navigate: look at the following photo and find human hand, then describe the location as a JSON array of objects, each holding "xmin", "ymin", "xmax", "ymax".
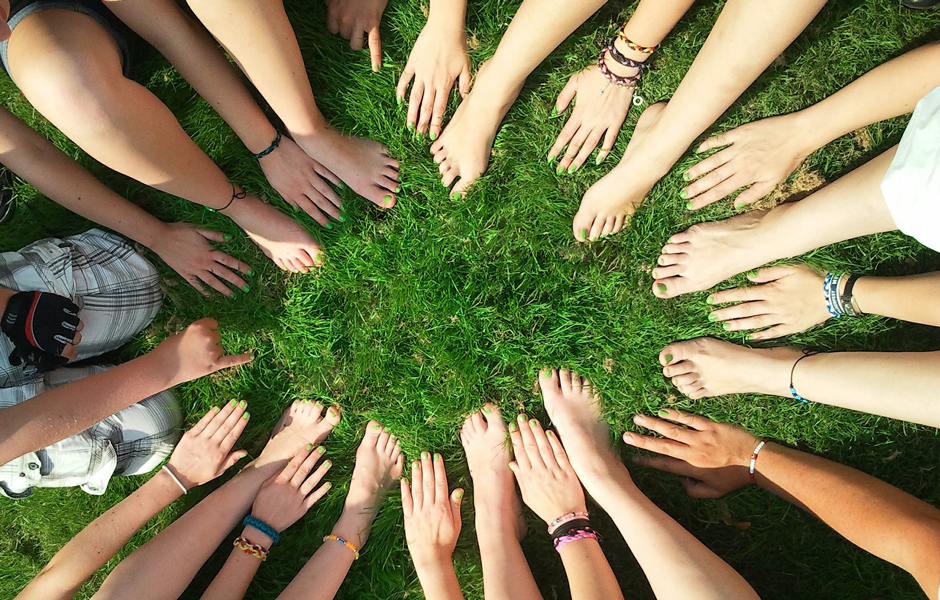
[
  {"xmin": 402, "ymin": 451, "xmax": 463, "ymax": 567},
  {"xmin": 631, "ymin": 454, "xmax": 751, "ymax": 499},
  {"xmin": 2, "ymin": 290, "xmax": 83, "ymax": 369},
  {"xmin": 706, "ymin": 265, "xmax": 830, "ymax": 340},
  {"xmin": 622, "ymin": 409, "xmax": 760, "ymax": 470},
  {"xmin": 152, "ymin": 318, "xmax": 254, "ymax": 386},
  {"xmin": 548, "ymin": 65, "xmax": 634, "ymax": 173},
  {"xmin": 152, "ymin": 222, "xmax": 253, "ymax": 297},
  {"xmin": 258, "ymin": 135, "xmax": 344, "ymax": 228},
  {"xmin": 682, "ymin": 114, "xmax": 815, "ymax": 210},
  {"xmin": 165, "ymin": 401, "xmax": 250, "ymax": 490},
  {"xmin": 396, "ymin": 23, "xmax": 470, "ymax": 140},
  {"xmin": 508, "ymin": 414, "xmax": 587, "ymax": 525},
  {"xmin": 325, "ymin": 0, "xmax": 388, "ymax": 71},
  {"xmin": 251, "ymin": 445, "xmax": 333, "ymax": 534}
]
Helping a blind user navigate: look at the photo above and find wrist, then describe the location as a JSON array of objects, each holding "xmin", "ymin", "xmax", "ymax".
[
  {"xmin": 240, "ymin": 525, "xmax": 275, "ymax": 550},
  {"xmin": 411, "ymin": 550, "xmax": 455, "ymax": 572},
  {"xmin": 789, "ymin": 106, "xmax": 835, "ymax": 156},
  {"xmin": 153, "ymin": 467, "xmax": 187, "ymax": 502},
  {"xmin": 426, "ymin": 6, "xmax": 465, "ymax": 32},
  {"xmin": 141, "ymin": 221, "xmax": 172, "ymax": 258}
]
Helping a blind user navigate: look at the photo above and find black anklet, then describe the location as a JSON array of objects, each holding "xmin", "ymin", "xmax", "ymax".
[
  {"xmin": 206, "ymin": 185, "xmax": 247, "ymax": 213},
  {"xmin": 789, "ymin": 349, "xmax": 821, "ymax": 403}
]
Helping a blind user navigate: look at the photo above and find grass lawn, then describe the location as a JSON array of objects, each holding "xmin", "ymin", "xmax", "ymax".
[{"xmin": 3, "ymin": 0, "xmax": 940, "ymax": 598}]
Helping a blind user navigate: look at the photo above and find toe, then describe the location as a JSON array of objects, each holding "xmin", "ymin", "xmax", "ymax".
[
  {"xmin": 651, "ymin": 264, "xmax": 684, "ymax": 279},
  {"xmin": 663, "ymin": 360, "xmax": 695, "ymax": 378},
  {"xmin": 364, "ymin": 420, "xmax": 384, "ymax": 445},
  {"xmin": 659, "ymin": 340, "xmax": 700, "ymax": 367},
  {"xmin": 559, "ymin": 368, "xmax": 573, "ymax": 394},
  {"xmin": 452, "ymin": 173, "xmax": 475, "ymax": 196},
  {"xmin": 538, "ymin": 368, "xmax": 561, "ymax": 397},
  {"xmin": 324, "ymin": 404, "xmax": 342, "ymax": 426},
  {"xmin": 657, "ymin": 252, "xmax": 682, "ymax": 267},
  {"xmin": 442, "ymin": 167, "xmax": 458, "ymax": 188},
  {"xmin": 572, "ymin": 210, "xmax": 595, "ymax": 242},
  {"xmin": 600, "ymin": 218, "xmax": 615, "ymax": 238},
  {"xmin": 469, "ymin": 409, "xmax": 486, "ymax": 431},
  {"xmin": 588, "ymin": 217, "xmax": 606, "ymax": 242},
  {"xmin": 376, "ymin": 428, "xmax": 391, "ymax": 451}
]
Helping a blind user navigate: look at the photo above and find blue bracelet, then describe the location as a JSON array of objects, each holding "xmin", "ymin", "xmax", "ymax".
[{"xmin": 243, "ymin": 515, "xmax": 280, "ymax": 545}]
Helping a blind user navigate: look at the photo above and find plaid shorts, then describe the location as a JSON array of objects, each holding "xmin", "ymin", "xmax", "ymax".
[
  {"xmin": 0, "ymin": 364, "xmax": 182, "ymax": 499},
  {"xmin": 0, "ymin": 229, "xmax": 163, "ymax": 388}
]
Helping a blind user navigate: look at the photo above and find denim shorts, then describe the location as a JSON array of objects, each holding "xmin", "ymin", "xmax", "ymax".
[{"xmin": 0, "ymin": 0, "xmax": 131, "ymax": 80}]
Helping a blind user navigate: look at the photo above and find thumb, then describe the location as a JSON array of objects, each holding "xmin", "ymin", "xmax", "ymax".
[
  {"xmin": 748, "ymin": 266, "xmax": 793, "ymax": 284},
  {"xmin": 401, "ymin": 477, "xmax": 414, "ymax": 517},
  {"xmin": 555, "ymin": 76, "xmax": 578, "ymax": 114},
  {"xmin": 221, "ymin": 450, "xmax": 249, "ymax": 473},
  {"xmin": 195, "ymin": 228, "xmax": 226, "ymax": 243},
  {"xmin": 683, "ymin": 478, "xmax": 727, "ymax": 500},
  {"xmin": 458, "ymin": 65, "xmax": 471, "ymax": 97},
  {"xmin": 368, "ymin": 27, "xmax": 382, "ymax": 71}
]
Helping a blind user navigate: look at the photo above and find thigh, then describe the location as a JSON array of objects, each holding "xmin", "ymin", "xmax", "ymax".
[{"xmin": 106, "ymin": 388, "xmax": 181, "ymax": 476}]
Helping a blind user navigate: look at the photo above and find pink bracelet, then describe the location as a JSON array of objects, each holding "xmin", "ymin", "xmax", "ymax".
[
  {"xmin": 547, "ymin": 511, "xmax": 589, "ymax": 535},
  {"xmin": 554, "ymin": 529, "xmax": 599, "ymax": 552}
]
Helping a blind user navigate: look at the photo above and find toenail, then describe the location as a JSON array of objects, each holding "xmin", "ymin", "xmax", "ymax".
[
  {"xmin": 407, "ymin": 122, "xmax": 414, "ymax": 131},
  {"xmin": 706, "ymin": 296, "xmax": 715, "ymax": 305},
  {"xmin": 682, "ymin": 173, "xmax": 690, "ymax": 182},
  {"xmin": 735, "ymin": 201, "xmax": 744, "ymax": 209},
  {"xmin": 371, "ymin": 423, "xmax": 381, "ymax": 430},
  {"xmin": 306, "ymin": 443, "xmax": 314, "ymax": 451},
  {"xmin": 451, "ymin": 193, "xmax": 462, "ymax": 201},
  {"xmin": 508, "ymin": 463, "xmax": 517, "ymax": 472},
  {"xmin": 708, "ymin": 313, "xmax": 717, "ymax": 322},
  {"xmin": 595, "ymin": 153, "xmax": 606, "ymax": 165},
  {"xmin": 396, "ymin": 95, "xmax": 403, "ymax": 105},
  {"xmin": 390, "ymin": 433, "xmax": 398, "ymax": 440},
  {"xmin": 223, "ymin": 233, "xmax": 232, "ymax": 241},
  {"xmin": 579, "ymin": 228, "xmax": 588, "ymax": 240},
  {"xmin": 247, "ymin": 269, "xmax": 255, "ymax": 276},
  {"xmin": 722, "ymin": 322, "xmax": 731, "ymax": 331},
  {"xmin": 325, "ymin": 222, "xmax": 333, "ymax": 230},
  {"xmin": 242, "ymin": 285, "xmax": 250, "ymax": 292},
  {"xmin": 383, "ymin": 194, "xmax": 392, "ymax": 204},
  {"xmin": 664, "ymin": 368, "xmax": 671, "ymax": 377},
  {"xmin": 665, "ymin": 353, "xmax": 673, "ymax": 363},
  {"xmin": 337, "ymin": 214, "xmax": 345, "ymax": 222},
  {"xmin": 657, "ymin": 256, "xmax": 665, "ymax": 265},
  {"xmin": 747, "ymin": 270, "xmax": 758, "ymax": 277},
  {"xmin": 395, "ymin": 185, "xmax": 402, "ymax": 193},
  {"xmin": 412, "ymin": 461, "xmax": 419, "ymax": 469},
  {"xmin": 518, "ymin": 414, "xmax": 527, "ymax": 422},
  {"xmin": 421, "ymin": 451, "xmax": 430, "ymax": 459},
  {"xmin": 657, "ymin": 283, "xmax": 667, "ymax": 294},
  {"xmin": 679, "ymin": 190, "xmax": 688, "ymax": 200},
  {"xmin": 508, "ymin": 422, "xmax": 518, "ymax": 431},
  {"xmin": 482, "ymin": 406, "xmax": 492, "ymax": 413},
  {"xmin": 324, "ymin": 460, "xmax": 332, "ymax": 467},
  {"xmin": 430, "ymin": 132, "xmax": 437, "ymax": 141},
  {"xmin": 455, "ymin": 489, "xmax": 464, "ymax": 499},
  {"xmin": 657, "ymin": 409, "xmax": 669, "ymax": 417},
  {"xmin": 550, "ymin": 105, "xmax": 558, "ymax": 116},
  {"xmin": 546, "ymin": 430, "xmax": 554, "ymax": 437}
]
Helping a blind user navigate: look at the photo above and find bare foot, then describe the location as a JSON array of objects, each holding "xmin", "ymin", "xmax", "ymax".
[
  {"xmin": 460, "ymin": 404, "xmax": 526, "ymax": 540},
  {"xmin": 430, "ymin": 62, "xmax": 521, "ymax": 197},
  {"xmin": 651, "ymin": 208, "xmax": 779, "ymax": 299},
  {"xmin": 261, "ymin": 400, "xmax": 342, "ymax": 464},
  {"xmin": 332, "ymin": 421, "xmax": 404, "ymax": 548},
  {"xmin": 538, "ymin": 369, "xmax": 619, "ymax": 481},
  {"xmin": 658, "ymin": 338, "xmax": 803, "ymax": 399},
  {"xmin": 225, "ymin": 193, "xmax": 323, "ymax": 273},
  {"xmin": 297, "ymin": 128, "xmax": 400, "ymax": 209},
  {"xmin": 572, "ymin": 102, "xmax": 666, "ymax": 242}
]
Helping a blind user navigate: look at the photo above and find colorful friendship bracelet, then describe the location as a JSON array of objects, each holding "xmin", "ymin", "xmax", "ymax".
[
  {"xmin": 616, "ymin": 30, "xmax": 659, "ymax": 54},
  {"xmin": 788, "ymin": 352, "xmax": 818, "ymax": 403},
  {"xmin": 596, "ymin": 50, "xmax": 642, "ymax": 88},
  {"xmin": 243, "ymin": 515, "xmax": 280, "ymax": 545},
  {"xmin": 606, "ymin": 39, "xmax": 648, "ymax": 71},
  {"xmin": 234, "ymin": 536, "xmax": 269, "ymax": 561},
  {"xmin": 252, "ymin": 130, "xmax": 282, "ymax": 160},
  {"xmin": 553, "ymin": 527, "xmax": 600, "ymax": 552},
  {"xmin": 748, "ymin": 438, "xmax": 770, "ymax": 483},
  {"xmin": 547, "ymin": 511, "xmax": 589, "ymax": 535},
  {"xmin": 161, "ymin": 465, "xmax": 188, "ymax": 495},
  {"xmin": 823, "ymin": 272, "xmax": 863, "ymax": 318},
  {"xmin": 323, "ymin": 534, "xmax": 360, "ymax": 560}
]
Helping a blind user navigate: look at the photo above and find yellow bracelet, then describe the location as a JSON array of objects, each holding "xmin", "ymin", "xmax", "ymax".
[
  {"xmin": 234, "ymin": 537, "xmax": 269, "ymax": 561},
  {"xmin": 322, "ymin": 534, "xmax": 360, "ymax": 560}
]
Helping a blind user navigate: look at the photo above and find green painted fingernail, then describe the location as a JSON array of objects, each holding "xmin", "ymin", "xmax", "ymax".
[
  {"xmin": 747, "ymin": 270, "xmax": 758, "ymax": 277},
  {"xmin": 722, "ymin": 322, "xmax": 731, "ymax": 331},
  {"xmin": 508, "ymin": 422, "xmax": 518, "ymax": 431},
  {"xmin": 546, "ymin": 430, "xmax": 554, "ymax": 437},
  {"xmin": 679, "ymin": 190, "xmax": 688, "ymax": 200},
  {"xmin": 396, "ymin": 95, "xmax": 402, "ymax": 105},
  {"xmin": 229, "ymin": 399, "xmax": 238, "ymax": 406},
  {"xmin": 421, "ymin": 451, "xmax": 430, "ymax": 459},
  {"xmin": 657, "ymin": 409, "xmax": 669, "ymax": 417},
  {"xmin": 242, "ymin": 285, "xmax": 250, "ymax": 292},
  {"xmin": 686, "ymin": 201, "xmax": 694, "ymax": 210},
  {"xmin": 579, "ymin": 228, "xmax": 588, "ymax": 240},
  {"xmin": 318, "ymin": 446, "xmax": 326, "ymax": 454},
  {"xmin": 323, "ymin": 482, "xmax": 332, "ymax": 490},
  {"xmin": 306, "ymin": 443, "xmax": 314, "ymax": 451},
  {"xmin": 407, "ymin": 122, "xmax": 414, "ymax": 131},
  {"xmin": 657, "ymin": 283, "xmax": 667, "ymax": 293},
  {"xmin": 429, "ymin": 132, "xmax": 437, "ymax": 141},
  {"xmin": 706, "ymin": 296, "xmax": 715, "ymax": 305},
  {"xmin": 451, "ymin": 192, "xmax": 462, "ymax": 201},
  {"xmin": 434, "ymin": 453, "xmax": 442, "ymax": 460},
  {"xmin": 735, "ymin": 201, "xmax": 744, "ymax": 209},
  {"xmin": 455, "ymin": 489, "xmax": 464, "ymax": 499},
  {"xmin": 248, "ymin": 269, "xmax": 255, "ymax": 276},
  {"xmin": 243, "ymin": 412, "xmax": 250, "ymax": 420},
  {"xmin": 325, "ymin": 222, "xmax": 333, "ymax": 230},
  {"xmin": 212, "ymin": 406, "xmax": 221, "ymax": 412},
  {"xmin": 508, "ymin": 463, "xmax": 518, "ymax": 472},
  {"xmin": 324, "ymin": 460, "xmax": 332, "ymax": 467},
  {"xmin": 708, "ymin": 313, "xmax": 717, "ymax": 322},
  {"xmin": 555, "ymin": 163, "xmax": 565, "ymax": 175},
  {"xmin": 529, "ymin": 419, "xmax": 538, "ymax": 428},
  {"xmin": 568, "ymin": 165, "xmax": 577, "ymax": 174},
  {"xmin": 595, "ymin": 153, "xmax": 605, "ymax": 165},
  {"xmin": 239, "ymin": 400, "xmax": 247, "ymax": 407},
  {"xmin": 682, "ymin": 173, "xmax": 690, "ymax": 182},
  {"xmin": 665, "ymin": 353, "xmax": 673, "ymax": 363},
  {"xmin": 223, "ymin": 233, "xmax": 232, "ymax": 241}
]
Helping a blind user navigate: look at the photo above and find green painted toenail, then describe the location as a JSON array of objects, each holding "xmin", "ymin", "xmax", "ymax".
[
  {"xmin": 567, "ymin": 164, "xmax": 577, "ymax": 174},
  {"xmin": 451, "ymin": 193, "xmax": 462, "ymax": 201},
  {"xmin": 482, "ymin": 406, "xmax": 492, "ymax": 413},
  {"xmin": 682, "ymin": 173, "xmax": 691, "ymax": 182},
  {"xmin": 547, "ymin": 155, "xmax": 555, "ymax": 163},
  {"xmin": 665, "ymin": 353, "xmax": 673, "ymax": 363},
  {"xmin": 337, "ymin": 215, "xmax": 345, "ymax": 222},
  {"xmin": 384, "ymin": 194, "xmax": 392, "ymax": 204},
  {"xmin": 324, "ymin": 460, "xmax": 332, "ymax": 467},
  {"xmin": 550, "ymin": 105, "xmax": 558, "ymax": 116},
  {"xmin": 395, "ymin": 185, "xmax": 402, "ymax": 193},
  {"xmin": 248, "ymin": 269, "xmax": 255, "ymax": 276},
  {"xmin": 371, "ymin": 423, "xmax": 382, "ymax": 430},
  {"xmin": 396, "ymin": 95, "xmax": 402, "ymax": 105},
  {"xmin": 546, "ymin": 430, "xmax": 554, "ymax": 437},
  {"xmin": 679, "ymin": 190, "xmax": 688, "ymax": 200},
  {"xmin": 407, "ymin": 122, "xmax": 414, "ymax": 131},
  {"xmin": 706, "ymin": 296, "xmax": 715, "ymax": 305},
  {"xmin": 657, "ymin": 283, "xmax": 667, "ymax": 294},
  {"xmin": 242, "ymin": 285, "xmax": 250, "ymax": 292},
  {"xmin": 529, "ymin": 419, "xmax": 539, "ymax": 428},
  {"xmin": 579, "ymin": 228, "xmax": 588, "ymax": 240},
  {"xmin": 455, "ymin": 489, "xmax": 464, "ymax": 499},
  {"xmin": 708, "ymin": 313, "xmax": 717, "ymax": 322},
  {"xmin": 508, "ymin": 422, "xmax": 518, "ymax": 431},
  {"xmin": 325, "ymin": 222, "xmax": 333, "ymax": 230},
  {"xmin": 686, "ymin": 201, "xmax": 694, "ymax": 210}
]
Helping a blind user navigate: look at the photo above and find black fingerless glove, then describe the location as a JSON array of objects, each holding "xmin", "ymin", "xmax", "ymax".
[{"xmin": 1, "ymin": 291, "xmax": 80, "ymax": 373}]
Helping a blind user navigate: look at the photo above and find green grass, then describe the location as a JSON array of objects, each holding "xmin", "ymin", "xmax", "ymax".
[{"xmin": 2, "ymin": 0, "xmax": 940, "ymax": 598}]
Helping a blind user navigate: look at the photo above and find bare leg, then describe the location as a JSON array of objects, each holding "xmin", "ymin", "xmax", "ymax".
[
  {"xmin": 657, "ymin": 337, "xmax": 940, "ymax": 428},
  {"xmin": 460, "ymin": 405, "xmax": 541, "ymax": 600},
  {"xmin": 651, "ymin": 145, "xmax": 898, "ymax": 299},
  {"xmin": 7, "ymin": 10, "xmax": 323, "ymax": 272},
  {"xmin": 276, "ymin": 421, "xmax": 404, "ymax": 600},
  {"xmin": 540, "ymin": 369, "xmax": 760, "ymax": 600},
  {"xmin": 92, "ymin": 401, "xmax": 341, "ymax": 600},
  {"xmin": 573, "ymin": 0, "xmax": 830, "ymax": 241},
  {"xmin": 185, "ymin": 0, "xmax": 400, "ymax": 208},
  {"xmin": 430, "ymin": 0, "xmax": 607, "ymax": 196}
]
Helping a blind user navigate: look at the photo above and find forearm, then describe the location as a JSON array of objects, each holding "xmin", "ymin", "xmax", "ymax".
[
  {"xmin": 757, "ymin": 444, "xmax": 940, "ymax": 598},
  {"xmin": 413, "ymin": 557, "xmax": 465, "ymax": 600},
  {"xmin": 0, "ymin": 351, "xmax": 176, "ymax": 465},
  {"xmin": 275, "ymin": 536, "xmax": 356, "ymax": 600},
  {"xmin": 558, "ymin": 540, "xmax": 625, "ymax": 600},
  {"xmin": 621, "ymin": 0, "xmax": 694, "ymax": 48},
  {"xmin": 0, "ymin": 108, "xmax": 168, "ymax": 248},
  {"xmin": 427, "ymin": 0, "xmax": 467, "ymax": 29},
  {"xmin": 584, "ymin": 465, "xmax": 759, "ymax": 600},
  {"xmin": 852, "ymin": 272, "xmax": 940, "ymax": 326},
  {"xmin": 795, "ymin": 41, "xmax": 940, "ymax": 152},
  {"xmin": 16, "ymin": 470, "xmax": 182, "ymax": 600},
  {"xmin": 200, "ymin": 527, "xmax": 267, "ymax": 600}
]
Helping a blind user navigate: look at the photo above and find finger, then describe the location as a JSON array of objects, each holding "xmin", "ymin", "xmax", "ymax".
[
  {"xmin": 212, "ymin": 250, "xmax": 252, "ymax": 277},
  {"xmin": 407, "ymin": 80, "xmax": 424, "ymax": 130},
  {"xmin": 709, "ymin": 300, "xmax": 771, "ymax": 323},
  {"xmin": 421, "ymin": 451, "xmax": 435, "ymax": 503},
  {"xmin": 291, "ymin": 445, "xmax": 326, "ymax": 487},
  {"xmin": 525, "ymin": 419, "xmax": 557, "ymax": 469},
  {"xmin": 749, "ymin": 265, "xmax": 796, "ymax": 284},
  {"xmin": 732, "ymin": 180, "xmax": 776, "ymax": 207},
  {"xmin": 198, "ymin": 271, "xmax": 235, "ymax": 297},
  {"xmin": 303, "ymin": 480, "xmax": 332, "ymax": 508},
  {"xmin": 545, "ymin": 430, "xmax": 573, "ymax": 471},
  {"xmin": 411, "ymin": 458, "xmax": 424, "ymax": 508},
  {"xmin": 221, "ymin": 450, "xmax": 249, "ymax": 472},
  {"xmin": 561, "ymin": 127, "xmax": 590, "ymax": 172},
  {"xmin": 300, "ymin": 456, "xmax": 332, "ymax": 495},
  {"xmin": 401, "ymin": 477, "xmax": 414, "ymax": 517},
  {"xmin": 368, "ymin": 27, "xmax": 382, "ymax": 71},
  {"xmin": 215, "ymin": 351, "xmax": 255, "ymax": 371},
  {"xmin": 632, "ymin": 454, "xmax": 702, "ymax": 478},
  {"xmin": 549, "ymin": 118, "xmax": 580, "ymax": 161},
  {"xmin": 708, "ymin": 285, "xmax": 763, "ymax": 306},
  {"xmin": 688, "ymin": 175, "xmax": 748, "ymax": 210},
  {"xmin": 397, "ymin": 64, "xmax": 415, "ymax": 104},
  {"xmin": 654, "ymin": 408, "xmax": 713, "ymax": 432},
  {"xmin": 214, "ymin": 401, "xmax": 247, "ymax": 441},
  {"xmin": 516, "ymin": 414, "xmax": 546, "ymax": 469},
  {"xmin": 204, "ymin": 399, "xmax": 237, "ymax": 438},
  {"xmin": 277, "ymin": 447, "xmax": 310, "ymax": 483},
  {"xmin": 429, "ymin": 86, "xmax": 449, "ymax": 140},
  {"xmin": 721, "ymin": 313, "xmax": 773, "ymax": 332},
  {"xmin": 208, "ymin": 260, "xmax": 249, "ymax": 292},
  {"xmin": 348, "ymin": 24, "xmax": 364, "ymax": 51},
  {"xmin": 187, "ymin": 406, "xmax": 218, "ymax": 437},
  {"xmin": 684, "ymin": 164, "xmax": 735, "ymax": 201},
  {"xmin": 220, "ymin": 408, "xmax": 250, "ymax": 452},
  {"xmin": 747, "ymin": 324, "xmax": 793, "ymax": 341},
  {"xmin": 417, "ymin": 87, "xmax": 436, "ymax": 135},
  {"xmin": 683, "ymin": 479, "xmax": 727, "ymax": 499},
  {"xmin": 184, "ymin": 275, "xmax": 209, "ymax": 296},
  {"xmin": 458, "ymin": 64, "xmax": 471, "ymax": 97},
  {"xmin": 450, "ymin": 488, "xmax": 464, "ymax": 527},
  {"xmin": 507, "ymin": 418, "xmax": 530, "ymax": 469},
  {"xmin": 572, "ymin": 128, "xmax": 604, "ymax": 170},
  {"xmin": 621, "ymin": 430, "xmax": 691, "ymax": 461},
  {"xmin": 632, "ymin": 413, "xmax": 695, "ymax": 443},
  {"xmin": 326, "ymin": 6, "xmax": 339, "ymax": 34},
  {"xmin": 433, "ymin": 453, "xmax": 449, "ymax": 504},
  {"xmin": 555, "ymin": 75, "xmax": 577, "ymax": 114},
  {"xmin": 61, "ymin": 344, "xmax": 78, "ymax": 361},
  {"xmin": 195, "ymin": 228, "xmax": 226, "ymax": 243},
  {"xmin": 696, "ymin": 129, "xmax": 739, "ymax": 154},
  {"xmin": 683, "ymin": 147, "xmax": 733, "ymax": 182}
]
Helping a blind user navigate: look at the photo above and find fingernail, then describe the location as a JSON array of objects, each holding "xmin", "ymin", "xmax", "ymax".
[
  {"xmin": 657, "ymin": 283, "xmax": 667, "ymax": 294},
  {"xmin": 421, "ymin": 451, "xmax": 430, "ymax": 459},
  {"xmin": 238, "ymin": 400, "xmax": 246, "ymax": 408},
  {"xmin": 706, "ymin": 296, "xmax": 715, "ymax": 305},
  {"xmin": 567, "ymin": 165, "xmax": 578, "ymax": 174},
  {"xmin": 318, "ymin": 446, "xmax": 326, "ymax": 454},
  {"xmin": 508, "ymin": 422, "xmax": 518, "ymax": 431},
  {"xmin": 735, "ymin": 201, "xmax": 744, "ymax": 209},
  {"xmin": 547, "ymin": 154, "xmax": 556, "ymax": 163},
  {"xmin": 529, "ymin": 419, "xmax": 538, "ymax": 428},
  {"xmin": 242, "ymin": 285, "xmax": 250, "ymax": 292},
  {"xmin": 746, "ymin": 333, "xmax": 753, "ymax": 340},
  {"xmin": 747, "ymin": 270, "xmax": 758, "ymax": 277},
  {"xmin": 434, "ymin": 453, "xmax": 442, "ymax": 460},
  {"xmin": 634, "ymin": 414, "xmax": 646, "ymax": 424},
  {"xmin": 455, "ymin": 489, "xmax": 464, "ymax": 499},
  {"xmin": 396, "ymin": 95, "xmax": 402, "ymax": 105},
  {"xmin": 407, "ymin": 122, "xmax": 414, "ymax": 131},
  {"xmin": 518, "ymin": 414, "xmax": 527, "ymax": 422},
  {"xmin": 325, "ymin": 222, "xmax": 333, "ymax": 230},
  {"xmin": 708, "ymin": 313, "xmax": 717, "ymax": 322},
  {"xmin": 665, "ymin": 353, "xmax": 673, "ymax": 363},
  {"xmin": 306, "ymin": 443, "xmax": 314, "ymax": 451},
  {"xmin": 685, "ymin": 201, "xmax": 694, "ymax": 210},
  {"xmin": 657, "ymin": 409, "xmax": 669, "ymax": 417},
  {"xmin": 429, "ymin": 132, "xmax": 437, "ymax": 141},
  {"xmin": 212, "ymin": 406, "xmax": 221, "ymax": 412},
  {"xmin": 682, "ymin": 172, "xmax": 691, "ymax": 182},
  {"xmin": 390, "ymin": 433, "xmax": 398, "ymax": 440},
  {"xmin": 229, "ymin": 399, "xmax": 238, "ymax": 406},
  {"xmin": 555, "ymin": 163, "xmax": 565, "ymax": 175},
  {"xmin": 579, "ymin": 228, "xmax": 588, "ymax": 240},
  {"xmin": 451, "ymin": 193, "xmax": 462, "ymax": 201},
  {"xmin": 323, "ymin": 482, "xmax": 332, "ymax": 490},
  {"xmin": 722, "ymin": 322, "xmax": 731, "ymax": 331},
  {"xmin": 242, "ymin": 411, "xmax": 250, "ymax": 420},
  {"xmin": 546, "ymin": 430, "xmax": 554, "ymax": 437},
  {"xmin": 248, "ymin": 269, "xmax": 255, "ymax": 276},
  {"xmin": 223, "ymin": 233, "xmax": 232, "ymax": 241},
  {"xmin": 508, "ymin": 463, "xmax": 518, "ymax": 472},
  {"xmin": 679, "ymin": 190, "xmax": 688, "ymax": 200},
  {"xmin": 383, "ymin": 194, "xmax": 392, "ymax": 204},
  {"xmin": 595, "ymin": 153, "xmax": 606, "ymax": 165},
  {"xmin": 623, "ymin": 432, "xmax": 635, "ymax": 444}
]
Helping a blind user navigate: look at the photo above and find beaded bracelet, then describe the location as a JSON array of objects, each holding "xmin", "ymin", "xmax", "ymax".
[
  {"xmin": 206, "ymin": 185, "xmax": 247, "ymax": 213},
  {"xmin": 748, "ymin": 438, "xmax": 770, "ymax": 483},
  {"xmin": 823, "ymin": 272, "xmax": 844, "ymax": 318},
  {"xmin": 596, "ymin": 50, "xmax": 642, "ymax": 87},
  {"xmin": 606, "ymin": 39, "xmax": 647, "ymax": 71},
  {"xmin": 252, "ymin": 130, "xmax": 282, "ymax": 160},
  {"xmin": 323, "ymin": 534, "xmax": 360, "ymax": 560},
  {"xmin": 243, "ymin": 515, "xmax": 280, "ymax": 545},
  {"xmin": 788, "ymin": 351, "xmax": 819, "ymax": 403},
  {"xmin": 553, "ymin": 527, "xmax": 600, "ymax": 552},
  {"xmin": 616, "ymin": 31, "xmax": 659, "ymax": 54},
  {"xmin": 234, "ymin": 536, "xmax": 269, "ymax": 561},
  {"xmin": 547, "ymin": 511, "xmax": 589, "ymax": 535}
]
